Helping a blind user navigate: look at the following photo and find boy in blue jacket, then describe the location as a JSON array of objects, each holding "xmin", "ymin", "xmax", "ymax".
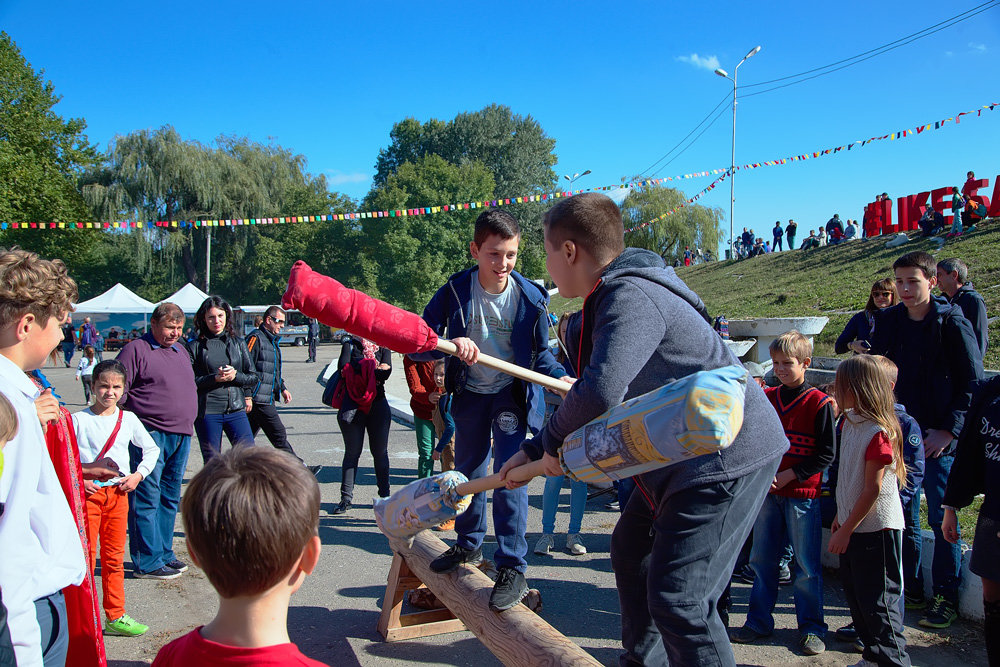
[
  {"xmin": 501, "ymin": 193, "xmax": 788, "ymax": 666},
  {"xmin": 411, "ymin": 210, "xmax": 569, "ymax": 611}
]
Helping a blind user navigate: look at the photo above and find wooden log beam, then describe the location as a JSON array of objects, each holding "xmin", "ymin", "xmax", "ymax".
[{"xmin": 385, "ymin": 530, "xmax": 601, "ymax": 667}]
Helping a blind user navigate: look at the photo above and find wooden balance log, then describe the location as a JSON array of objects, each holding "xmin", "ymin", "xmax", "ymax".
[{"xmin": 378, "ymin": 530, "xmax": 601, "ymax": 666}]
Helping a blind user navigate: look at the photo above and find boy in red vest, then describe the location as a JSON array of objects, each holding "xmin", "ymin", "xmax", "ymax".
[{"xmin": 731, "ymin": 330, "xmax": 837, "ymax": 656}]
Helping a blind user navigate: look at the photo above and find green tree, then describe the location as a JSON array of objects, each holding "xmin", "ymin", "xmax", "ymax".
[
  {"xmin": 621, "ymin": 184, "xmax": 722, "ymax": 262},
  {"xmin": 0, "ymin": 32, "xmax": 99, "ymax": 224},
  {"xmin": 362, "ymin": 154, "xmax": 495, "ymax": 312}
]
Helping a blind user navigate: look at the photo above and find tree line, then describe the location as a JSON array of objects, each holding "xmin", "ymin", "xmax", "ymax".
[{"xmin": 0, "ymin": 32, "xmax": 720, "ymax": 312}]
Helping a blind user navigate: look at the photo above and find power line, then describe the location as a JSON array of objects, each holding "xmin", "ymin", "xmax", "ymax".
[
  {"xmin": 651, "ymin": 104, "xmax": 731, "ymax": 175},
  {"xmin": 637, "ymin": 90, "xmax": 732, "ymax": 178}
]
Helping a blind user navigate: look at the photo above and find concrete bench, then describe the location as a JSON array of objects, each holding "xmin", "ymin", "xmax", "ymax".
[{"xmin": 727, "ymin": 317, "xmax": 829, "ymax": 364}]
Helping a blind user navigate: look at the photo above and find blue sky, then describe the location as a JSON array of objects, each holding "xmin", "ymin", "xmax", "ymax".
[{"xmin": 3, "ymin": 0, "xmax": 998, "ymax": 253}]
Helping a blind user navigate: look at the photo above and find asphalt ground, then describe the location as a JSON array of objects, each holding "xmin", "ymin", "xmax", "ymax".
[{"xmin": 38, "ymin": 345, "xmax": 987, "ymax": 666}]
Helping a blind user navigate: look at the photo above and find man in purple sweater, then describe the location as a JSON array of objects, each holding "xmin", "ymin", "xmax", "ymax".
[{"xmin": 117, "ymin": 302, "xmax": 198, "ymax": 579}]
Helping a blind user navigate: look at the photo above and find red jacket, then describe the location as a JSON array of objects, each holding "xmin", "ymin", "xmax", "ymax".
[{"xmin": 403, "ymin": 357, "xmax": 436, "ymax": 421}]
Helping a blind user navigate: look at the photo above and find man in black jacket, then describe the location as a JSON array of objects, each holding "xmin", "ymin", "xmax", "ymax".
[
  {"xmin": 246, "ymin": 307, "xmax": 314, "ymax": 470},
  {"xmin": 937, "ymin": 258, "xmax": 989, "ymax": 359},
  {"xmin": 869, "ymin": 251, "xmax": 983, "ymax": 629}
]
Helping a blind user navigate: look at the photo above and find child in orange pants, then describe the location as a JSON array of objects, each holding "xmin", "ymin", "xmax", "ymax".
[{"xmin": 72, "ymin": 360, "xmax": 160, "ymax": 636}]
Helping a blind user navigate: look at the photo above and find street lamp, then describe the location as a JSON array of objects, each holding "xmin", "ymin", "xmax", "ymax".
[
  {"xmin": 715, "ymin": 45, "xmax": 761, "ymax": 259},
  {"xmin": 563, "ymin": 170, "xmax": 592, "ymax": 186}
]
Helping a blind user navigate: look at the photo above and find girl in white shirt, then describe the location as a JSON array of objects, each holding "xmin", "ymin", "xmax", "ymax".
[
  {"xmin": 72, "ymin": 360, "xmax": 159, "ymax": 638},
  {"xmin": 75, "ymin": 345, "xmax": 97, "ymax": 404}
]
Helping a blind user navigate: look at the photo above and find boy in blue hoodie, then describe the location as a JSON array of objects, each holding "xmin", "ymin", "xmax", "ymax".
[
  {"xmin": 868, "ymin": 250, "xmax": 982, "ymax": 628},
  {"xmin": 501, "ymin": 193, "xmax": 788, "ymax": 666},
  {"xmin": 411, "ymin": 210, "xmax": 569, "ymax": 612}
]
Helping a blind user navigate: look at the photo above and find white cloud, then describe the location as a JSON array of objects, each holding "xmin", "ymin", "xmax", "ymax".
[
  {"xmin": 945, "ymin": 50, "xmax": 954, "ymax": 57},
  {"xmin": 675, "ymin": 53, "xmax": 721, "ymax": 71},
  {"xmin": 969, "ymin": 42, "xmax": 987, "ymax": 53},
  {"xmin": 324, "ymin": 170, "xmax": 370, "ymax": 185}
]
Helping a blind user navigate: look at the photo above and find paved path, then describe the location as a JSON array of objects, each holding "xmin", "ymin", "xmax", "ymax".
[{"xmin": 40, "ymin": 346, "xmax": 987, "ymax": 666}]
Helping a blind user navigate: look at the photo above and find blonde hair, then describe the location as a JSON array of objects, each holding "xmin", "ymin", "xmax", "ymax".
[
  {"xmin": 769, "ymin": 329, "xmax": 812, "ymax": 363},
  {"xmin": 871, "ymin": 355, "xmax": 898, "ymax": 385},
  {"xmin": 0, "ymin": 393, "xmax": 18, "ymax": 448},
  {"xmin": 0, "ymin": 248, "xmax": 78, "ymax": 328},
  {"xmin": 834, "ymin": 355, "xmax": 906, "ymax": 488}
]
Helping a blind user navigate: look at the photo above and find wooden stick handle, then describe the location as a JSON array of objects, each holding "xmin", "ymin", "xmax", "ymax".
[
  {"xmin": 456, "ymin": 460, "xmax": 547, "ymax": 496},
  {"xmin": 435, "ymin": 339, "xmax": 569, "ymax": 394}
]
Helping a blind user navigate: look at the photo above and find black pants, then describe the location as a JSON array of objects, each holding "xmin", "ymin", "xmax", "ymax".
[
  {"xmin": 248, "ymin": 402, "xmax": 301, "ymax": 461},
  {"xmin": 337, "ymin": 396, "xmax": 391, "ymax": 502},
  {"xmin": 841, "ymin": 529, "xmax": 910, "ymax": 666},
  {"xmin": 308, "ymin": 338, "xmax": 318, "ymax": 362}
]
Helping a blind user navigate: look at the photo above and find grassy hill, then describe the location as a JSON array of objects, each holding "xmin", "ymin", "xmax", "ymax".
[{"xmin": 550, "ymin": 225, "xmax": 1000, "ymax": 369}]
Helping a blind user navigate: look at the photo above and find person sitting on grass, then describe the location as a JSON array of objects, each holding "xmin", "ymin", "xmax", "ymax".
[{"xmin": 152, "ymin": 447, "xmax": 324, "ymax": 666}]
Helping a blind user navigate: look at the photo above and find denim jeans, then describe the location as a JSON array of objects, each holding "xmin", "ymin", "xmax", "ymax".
[
  {"xmin": 451, "ymin": 385, "xmax": 529, "ymax": 572},
  {"xmin": 746, "ymin": 494, "xmax": 826, "ymax": 637},
  {"xmin": 62, "ymin": 341, "xmax": 74, "ymax": 366},
  {"xmin": 128, "ymin": 429, "xmax": 190, "ymax": 573},
  {"xmin": 913, "ymin": 454, "xmax": 962, "ymax": 603},
  {"xmin": 901, "ymin": 493, "xmax": 922, "ymax": 598},
  {"xmin": 612, "ymin": 460, "xmax": 778, "ymax": 666},
  {"xmin": 194, "ymin": 411, "xmax": 255, "ymax": 463},
  {"xmin": 541, "ymin": 474, "xmax": 587, "ymax": 535}
]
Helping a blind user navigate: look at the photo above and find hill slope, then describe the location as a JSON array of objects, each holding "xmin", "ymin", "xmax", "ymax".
[{"xmin": 551, "ymin": 225, "xmax": 999, "ymax": 369}]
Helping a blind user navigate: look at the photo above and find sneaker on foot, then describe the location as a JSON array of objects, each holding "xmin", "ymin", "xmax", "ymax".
[
  {"xmin": 534, "ymin": 534, "xmax": 554, "ymax": 555},
  {"xmin": 919, "ymin": 595, "xmax": 958, "ymax": 629},
  {"xmin": 778, "ymin": 563, "xmax": 792, "ymax": 585},
  {"xmin": 432, "ymin": 518, "xmax": 456, "ymax": 531},
  {"xmin": 488, "ymin": 567, "xmax": 528, "ymax": 612},
  {"xmin": 904, "ymin": 591, "xmax": 927, "ymax": 610},
  {"xmin": 133, "ymin": 566, "xmax": 181, "ymax": 580},
  {"xmin": 566, "ymin": 534, "xmax": 587, "ymax": 555},
  {"xmin": 104, "ymin": 614, "xmax": 149, "ymax": 637},
  {"xmin": 835, "ymin": 622, "xmax": 858, "ymax": 641},
  {"xmin": 331, "ymin": 500, "xmax": 351, "ymax": 515},
  {"xmin": 732, "ymin": 565, "xmax": 755, "ymax": 585},
  {"xmin": 729, "ymin": 625, "xmax": 768, "ymax": 644},
  {"xmin": 853, "ymin": 638, "xmax": 865, "ymax": 653},
  {"xmin": 799, "ymin": 633, "xmax": 825, "ymax": 656},
  {"xmin": 164, "ymin": 559, "xmax": 188, "ymax": 573},
  {"xmin": 429, "ymin": 544, "xmax": 483, "ymax": 574}
]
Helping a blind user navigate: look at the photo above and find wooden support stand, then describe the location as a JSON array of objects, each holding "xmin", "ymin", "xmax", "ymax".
[{"xmin": 378, "ymin": 530, "xmax": 601, "ymax": 666}]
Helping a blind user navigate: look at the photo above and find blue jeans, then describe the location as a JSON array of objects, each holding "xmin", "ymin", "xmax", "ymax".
[
  {"xmin": 451, "ymin": 385, "xmax": 528, "ymax": 572},
  {"xmin": 902, "ymin": 493, "xmax": 922, "ymax": 599},
  {"xmin": 129, "ymin": 429, "xmax": 190, "ymax": 573},
  {"xmin": 746, "ymin": 495, "xmax": 826, "ymax": 637},
  {"xmin": 912, "ymin": 454, "xmax": 962, "ymax": 603},
  {"xmin": 62, "ymin": 341, "xmax": 74, "ymax": 366},
  {"xmin": 541, "ymin": 474, "xmax": 587, "ymax": 535},
  {"xmin": 612, "ymin": 460, "xmax": 778, "ymax": 666},
  {"xmin": 194, "ymin": 411, "xmax": 255, "ymax": 463}
]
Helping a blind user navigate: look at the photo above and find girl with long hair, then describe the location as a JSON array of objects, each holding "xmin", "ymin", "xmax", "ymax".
[{"xmin": 835, "ymin": 278, "xmax": 898, "ymax": 355}]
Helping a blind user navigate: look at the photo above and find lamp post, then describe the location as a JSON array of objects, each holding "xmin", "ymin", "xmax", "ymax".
[
  {"xmin": 563, "ymin": 170, "xmax": 592, "ymax": 187},
  {"xmin": 715, "ymin": 45, "xmax": 761, "ymax": 259}
]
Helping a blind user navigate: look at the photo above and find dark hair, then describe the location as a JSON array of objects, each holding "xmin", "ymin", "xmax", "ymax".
[
  {"xmin": 893, "ymin": 251, "xmax": 936, "ymax": 280},
  {"xmin": 151, "ymin": 302, "xmax": 185, "ymax": 324},
  {"xmin": 195, "ymin": 296, "xmax": 235, "ymax": 338},
  {"xmin": 864, "ymin": 277, "xmax": 898, "ymax": 314},
  {"xmin": 543, "ymin": 193, "xmax": 625, "ymax": 263},
  {"xmin": 473, "ymin": 210, "xmax": 521, "ymax": 247},
  {"xmin": 937, "ymin": 258, "xmax": 968, "ymax": 284},
  {"xmin": 182, "ymin": 447, "xmax": 320, "ymax": 598},
  {"xmin": 92, "ymin": 359, "xmax": 127, "ymax": 386},
  {"xmin": 264, "ymin": 305, "xmax": 285, "ymax": 321}
]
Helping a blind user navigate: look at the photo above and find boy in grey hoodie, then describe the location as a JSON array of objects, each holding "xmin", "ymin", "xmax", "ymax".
[{"xmin": 501, "ymin": 193, "xmax": 788, "ymax": 666}]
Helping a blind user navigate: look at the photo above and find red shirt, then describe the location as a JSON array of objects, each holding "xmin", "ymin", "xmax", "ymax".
[
  {"xmin": 865, "ymin": 431, "xmax": 893, "ymax": 466},
  {"xmin": 153, "ymin": 628, "xmax": 327, "ymax": 666}
]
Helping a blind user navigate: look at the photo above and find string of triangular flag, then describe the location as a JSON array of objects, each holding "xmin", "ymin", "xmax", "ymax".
[
  {"xmin": 623, "ymin": 172, "xmax": 730, "ymax": 235},
  {"xmin": 1, "ymin": 101, "xmax": 994, "ymax": 231}
]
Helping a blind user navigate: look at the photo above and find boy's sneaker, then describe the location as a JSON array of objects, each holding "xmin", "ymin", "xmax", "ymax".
[
  {"xmin": 133, "ymin": 566, "xmax": 181, "ymax": 580},
  {"xmin": 429, "ymin": 544, "xmax": 482, "ymax": 574},
  {"xmin": 534, "ymin": 534, "xmax": 554, "ymax": 555},
  {"xmin": 799, "ymin": 633, "xmax": 825, "ymax": 656},
  {"xmin": 729, "ymin": 625, "xmax": 768, "ymax": 644},
  {"xmin": 165, "ymin": 559, "xmax": 188, "ymax": 573},
  {"xmin": 778, "ymin": 563, "xmax": 792, "ymax": 585},
  {"xmin": 104, "ymin": 614, "xmax": 149, "ymax": 637},
  {"xmin": 853, "ymin": 639, "xmax": 865, "ymax": 653},
  {"xmin": 732, "ymin": 565, "xmax": 755, "ymax": 584},
  {"xmin": 835, "ymin": 622, "xmax": 858, "ymax": 641},
  {"xmin": 488, "ymin": 567, "xmax": 528, "ymax": 612},
  {"xmin": 432, "ymin": 518, "xmax": 455, "ymax": 532},
  {"xmin": 904, "ymin": 591, "xmax": 927, "ymax": 610},
  {"xmin": 566, "ymin": 534, "xmax": 587, "ymax": 555},
  {"xmin": 919, "ymin": 595, "xmax": 958, "ymax": 629}
]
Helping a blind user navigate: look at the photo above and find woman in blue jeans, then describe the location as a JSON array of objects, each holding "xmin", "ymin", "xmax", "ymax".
[{"xmin": 187, "ymin": 296, "xmax": 258, "ymax": 463}]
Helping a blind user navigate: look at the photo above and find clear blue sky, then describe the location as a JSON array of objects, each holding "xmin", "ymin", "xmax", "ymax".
[{"xmin": 3, "ymin": 0, "xmax": 999, "ymax": 252}]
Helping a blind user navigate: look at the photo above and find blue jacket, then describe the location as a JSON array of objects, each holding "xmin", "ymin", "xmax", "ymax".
[
  {"xmin": 411, "ymin": 267, "xmax": 566, "ymax": 434},
  {"xmin": 835, "ymin": 310, "xmax": 874, "ymax": 354},
  {"xmin": 896, "ymin": 404, "xmax": 925, "ymax": 507}
]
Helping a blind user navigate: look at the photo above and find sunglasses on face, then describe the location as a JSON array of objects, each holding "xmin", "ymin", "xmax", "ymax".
[
  {"xmin": 270, "ymin": 316, "xmax": 286, "ymax": 325},
  {"xmin": 872, "ymin": 291, "xmax": 893, "ymax": 298}
]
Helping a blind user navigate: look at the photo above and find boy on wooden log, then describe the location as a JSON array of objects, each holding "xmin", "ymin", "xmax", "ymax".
[{"xmin": 500, "ymin": 193, "xmax": 788, "ymax": 666}]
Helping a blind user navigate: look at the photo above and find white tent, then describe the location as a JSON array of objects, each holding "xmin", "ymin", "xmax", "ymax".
[
  {"xmin": 159, "ymin": 282, "xmax": 210, "ymax": 313},
  {"xmin": 74, "ymin": 283, "xmax": 156, "ymax": 314}
]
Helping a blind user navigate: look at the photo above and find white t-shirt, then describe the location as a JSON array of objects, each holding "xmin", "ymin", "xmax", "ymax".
[
  {"xmin": 0, "ymin": 354, "xmax": 86, "ymax": 667},
  {"xmin": 72, "ymin": 407, "xmax": 160, "ymax": 479},
  {"xmin": 466, "ymin": 274, "xmax": 520, "ymax": 394},
  {"xmin": 76, "ymin": 356, "xmax": 96, "ymax": 378}
]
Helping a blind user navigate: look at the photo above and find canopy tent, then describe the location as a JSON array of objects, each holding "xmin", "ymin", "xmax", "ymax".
[
  {"xmin": 74, "ymin": 283, "xmax": 156, "ymax": 314},
  {"xmin": 159, "ymin": 282, "xmax": 210, "ymax": 313}
]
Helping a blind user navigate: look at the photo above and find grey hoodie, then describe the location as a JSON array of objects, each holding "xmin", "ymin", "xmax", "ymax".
[{"xmin": 525, "ymin": 247, "xmax": 788, "ymax": 497}]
